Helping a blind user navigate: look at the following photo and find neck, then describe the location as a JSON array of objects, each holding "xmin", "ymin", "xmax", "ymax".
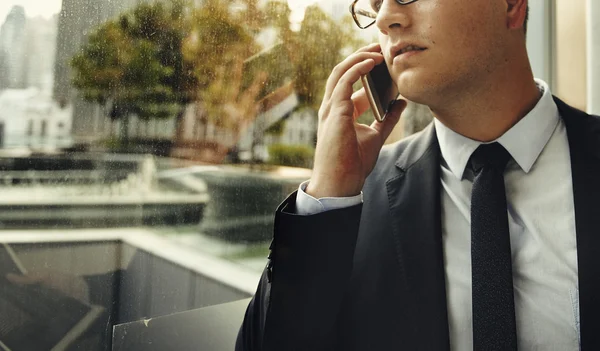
[{"xmin": 429, "ymin": 54, "xmax": 541, "ymax": 142}]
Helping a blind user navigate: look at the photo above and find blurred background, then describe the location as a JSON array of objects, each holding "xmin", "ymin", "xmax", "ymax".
[{"xmin": 0, "ymin": 0, "xmax": 595, "ymax": 350}]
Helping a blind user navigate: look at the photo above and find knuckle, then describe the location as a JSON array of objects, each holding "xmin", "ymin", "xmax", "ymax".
[
  {"xmin": 331, "ymin": 64, "xmax": 344, "ymax": 76},
  {"xmin": 319, "ymin": 103, "xmax": 331, "ymax": 119}
]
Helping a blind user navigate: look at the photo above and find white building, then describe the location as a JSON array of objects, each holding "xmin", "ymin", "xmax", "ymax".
[
  {"xmin": 277, "ymin": 108, "xmax": 317, "ymax": 146},
  {"xmin": 0, "ymin": 88, "xmax": 72, "ymax": 149}
]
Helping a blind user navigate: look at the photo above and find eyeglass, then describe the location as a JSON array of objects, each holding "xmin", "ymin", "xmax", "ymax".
[{"xmin": 349, "ymin": 0, "xmax": 420, "ymax": 29}]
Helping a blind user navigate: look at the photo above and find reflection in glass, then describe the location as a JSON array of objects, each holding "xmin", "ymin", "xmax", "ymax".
[{"xmin": 0, "ymin": 0, "xmax": 376, "ymax": 349}]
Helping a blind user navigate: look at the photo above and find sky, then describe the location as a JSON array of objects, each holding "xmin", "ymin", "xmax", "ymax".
[
  {"xmin": 0, "ymin": 0, "xmax": 349, "ymax": 23},
  {"xmin": 0, "ymin": 0, "xmax": 355, "ymax": 21},
  {"xmin": 0, "ymin": 0, "xmax": 367, "ymax": 37},
  {"xmin": 0, "ymin": 0, "xmax": 62, "ymax": 23}
]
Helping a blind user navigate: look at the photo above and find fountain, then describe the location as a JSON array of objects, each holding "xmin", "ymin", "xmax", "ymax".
[{"xmin": 0, "ymin": 154, "xmax": 209, "ymax": 228}]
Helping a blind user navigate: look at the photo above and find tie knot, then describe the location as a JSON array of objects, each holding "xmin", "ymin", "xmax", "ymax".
[{"xmin": 469, "ymin": 142, "xmax": 511, "ymax": 173}]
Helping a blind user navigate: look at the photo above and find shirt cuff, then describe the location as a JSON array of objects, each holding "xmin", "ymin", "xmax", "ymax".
[{"xmin": 295, "ymin": 180, "xmax": 364, "ymax": 215}]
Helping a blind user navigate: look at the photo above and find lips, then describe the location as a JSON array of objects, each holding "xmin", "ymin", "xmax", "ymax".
[
  {"xmin": 390, "ymin": 43, "xmax": 427, "ymax": 58},
  {"xmin": 398, "ymin": 45, "xmax": 426, "ymax": 55}
]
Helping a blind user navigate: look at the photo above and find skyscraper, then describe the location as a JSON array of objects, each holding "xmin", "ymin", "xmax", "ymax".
[
  {"xmin": 0, "ymin": 6, "xmax": 27, "ymax": 89},
  {"xmin": 22, "ymin": 15, "xmax": 59, "ymax": 95}
]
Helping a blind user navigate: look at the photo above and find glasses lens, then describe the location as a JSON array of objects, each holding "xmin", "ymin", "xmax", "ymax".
[{"xmin": 352, "ymin": 0, "xmax": 377, "ymax": 28}]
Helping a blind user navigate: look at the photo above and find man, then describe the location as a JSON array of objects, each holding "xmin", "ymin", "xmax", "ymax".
[{"xmin": 237, "ymin": 0, "xmax": 600, "ymax": 350}]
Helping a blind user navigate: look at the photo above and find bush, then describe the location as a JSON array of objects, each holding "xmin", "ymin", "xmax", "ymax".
[
  {"xmin": 102, "ymin": 137, "xmax": 123, "ymax": 151},
  {"xmin": 268, "ymin": 144, "xmax": 314, "ymax": 168}
]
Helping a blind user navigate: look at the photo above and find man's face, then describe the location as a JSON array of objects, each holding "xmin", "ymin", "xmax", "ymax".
[{"xmin": 376, "ymin": 0, "xmax": 512, "ymax": 105}]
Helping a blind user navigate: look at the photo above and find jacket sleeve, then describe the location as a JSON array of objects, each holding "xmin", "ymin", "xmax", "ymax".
[{"xmin": 236, "ymin": 191, "xmax": 363, "ymax": 351}]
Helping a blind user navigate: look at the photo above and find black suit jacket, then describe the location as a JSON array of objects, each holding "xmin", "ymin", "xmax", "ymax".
[{"xmin": 237, "ymin": 97, "xmax": 600, "ymax": 350}]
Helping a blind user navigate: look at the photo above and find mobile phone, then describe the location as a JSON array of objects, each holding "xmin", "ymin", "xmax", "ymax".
[{"xmin": 361, "ymin": 61, "xmax": 399, "ymax": 122}]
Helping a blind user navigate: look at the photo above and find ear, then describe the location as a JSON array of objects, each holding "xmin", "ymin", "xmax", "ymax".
[{"xmin": 505, "ymin": 0, "xmax": 528, "ymax": 31}]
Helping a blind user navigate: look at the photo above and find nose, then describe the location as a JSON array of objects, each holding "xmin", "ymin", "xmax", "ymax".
[{"xmin": 375, "ymin": 0, "xmax": 412, "ymax": 35}]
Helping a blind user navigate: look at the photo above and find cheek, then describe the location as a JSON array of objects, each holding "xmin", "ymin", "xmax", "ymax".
[
  {"xmin": 428, "ymin": 1, "xmax": 499, "ymax": 56},
  {"xmin": 430, "ymin": 20, "xmax": 497, "ymax": 72}
]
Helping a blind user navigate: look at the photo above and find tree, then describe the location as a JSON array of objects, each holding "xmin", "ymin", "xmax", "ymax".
[
  {"xmin": 182, "ymin": 0, "xmax": 275, "ymax": 163},
  {"xmin": 71, "ymin": 0, "xmax": 363, "ymax": 163},
  {"xmin": 265, "ymin": 3, "xmax": 364, "ymax": 110},
  {"xmin": 71, "ymin": 0, "xmax": 197, "ymax": 143},
  {"xmin": 182, "ymin": 0, "xmax": 261, "ymax": 132},
  {"xmin": 183, "ymin": 1, "xmax": 363, "ymax": 162}
]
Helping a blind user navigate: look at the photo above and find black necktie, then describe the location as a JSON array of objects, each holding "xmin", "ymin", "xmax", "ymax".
[{"xmin": 470, "ymin": 142, "xmax": 518, "ymax": 351}]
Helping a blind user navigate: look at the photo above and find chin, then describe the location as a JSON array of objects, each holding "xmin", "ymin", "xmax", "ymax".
[{"xmin": 393, "ymin": 71, "xmax": 435, "ymax": 105}]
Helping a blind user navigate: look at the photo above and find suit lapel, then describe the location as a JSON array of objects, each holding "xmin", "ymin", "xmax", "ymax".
[
  {"xmin": 379, "ymin": 98, "xmax": 600, "ymax": 350},
  {"xmin": 555, "ymin": 97, "xmax": 600, "ymax": 351},
  {"xmin": 386, "ymin": 124, "xmax": 450, "ymax": 350}
]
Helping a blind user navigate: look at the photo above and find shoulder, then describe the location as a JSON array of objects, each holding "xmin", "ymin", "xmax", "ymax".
[
  {"xmin": 554, "ymin": 96, "xmax": 600, "ymax": 155},
  {"xmin": 367, "ymin": 122, "xmax": 438, "ymax": 183},
  {"xmin": 554, "ymin": 96, "xmax": 600, "ymax": 128}
]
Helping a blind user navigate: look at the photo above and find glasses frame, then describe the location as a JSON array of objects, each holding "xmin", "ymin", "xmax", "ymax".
[{"xmin": 349, "ymin": 0, "xmax": 420, "ymax": 29}]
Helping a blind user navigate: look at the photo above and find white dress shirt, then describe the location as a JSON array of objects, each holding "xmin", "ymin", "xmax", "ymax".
[{"xmin": 296, "ymin": 79, "xmax": 580, "ymax": 350}]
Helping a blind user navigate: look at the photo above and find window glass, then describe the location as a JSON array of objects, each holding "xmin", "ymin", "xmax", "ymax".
[{"xmin": 0, "ymin": 0, "xmax": 564, "ymax": 349}]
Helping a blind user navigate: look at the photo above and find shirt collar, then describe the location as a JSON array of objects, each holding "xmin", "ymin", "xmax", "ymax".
[{"xmin": 434, "ymin": 79, "xmax": 560, "ymax": 180}]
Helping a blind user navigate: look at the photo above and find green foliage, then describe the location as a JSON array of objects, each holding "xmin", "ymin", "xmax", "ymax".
[
  {"xmin": 183, "ymin": 0, "xmax": 257, "ymax": 90},
  {"xmin": 71, "ymin": 21, "xmax": 129, "ymax": 105},
  {"xmin": 268, "ymin": 144, "xmax": 314, "ymax": 168},
  {"xmin": 241, "ymin": 44, "xmax": 294, "ymax": 101},
  {"xmin": 265, "ymin": 3, "xmax": 365, "ymax": 109},
  {"xmin": 182, "ymin": 0, "xmax": 266, "ymax": 132},
  {"xmin": 102, "ymin": 136, "xmax": 123, "ymax": 151},
  {"xmin": 71, "ymin": 0, "xmax": 197, "ymax": 144},
  {"xmin": 71, "ymin": 0, "xmax": 363, "ymax": 147}
]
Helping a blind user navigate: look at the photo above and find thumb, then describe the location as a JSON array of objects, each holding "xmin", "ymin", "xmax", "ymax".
[{"xmin": 372, "ymin": 99, "xmax": 407, "ymax": 140}]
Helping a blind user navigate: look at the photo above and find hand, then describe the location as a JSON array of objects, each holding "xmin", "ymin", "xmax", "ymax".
[{"xmin": 306, "ymin": 43, "xmax": 407, "ymax": 198}]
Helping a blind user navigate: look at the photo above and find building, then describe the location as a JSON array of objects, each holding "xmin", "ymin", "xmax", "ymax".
[
  {"xmin": 21, "ymin": 15, "xmax": 59, "ymax": 95},
  {"xmin": 0, "ymin": 6, "xmax": 27, "ymax": 89},
  {"xmin": 237, "ymin": 83, "xmax": 303, "ymax": 162},
  {"xmin": 0, "ymin": 8, "xmax": 64, "ymax": 149},
  {"xmin": 0, "ymin": 88, "xmax": 72, "ymax": 149},
  {"xmin": 0, "ymin": 9, "xmax": 58, "ymax": 94}
]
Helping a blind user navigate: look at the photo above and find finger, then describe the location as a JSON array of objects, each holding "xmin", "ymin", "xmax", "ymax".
[
  {"xmin": 358, "ymin": 42, "xmax": 381, "ymax": 53},
  {"xmin": 324, "ymin": 52, "xmax": 383, "ymax": 102},
  {"xmin": 351, "ymin": 88, "xmax": 370, "ymax": 120},
  {"xmin": 329, "ymin": 59, "xmax": 378, "ymax": 114},
  {"xmin": 371, "ymin": 99, "xmax": 407, "ymax": 140},
  {"xmin": 323, "ymin": 49, "xmax": 384, "ymax": 102}
]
